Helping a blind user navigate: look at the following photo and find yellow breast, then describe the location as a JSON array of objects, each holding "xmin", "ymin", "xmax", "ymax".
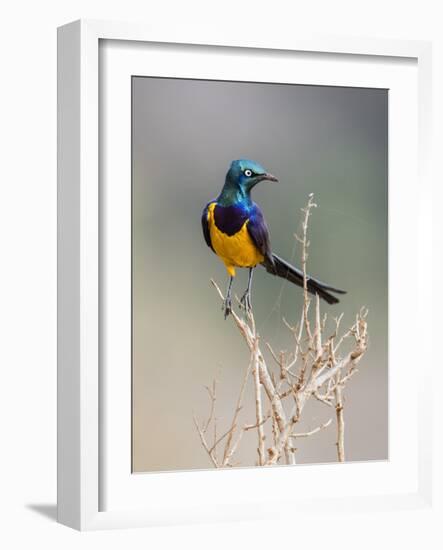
[{"xmin": 207, "ymin": 202, "xmax": 264, "ymax": 277}]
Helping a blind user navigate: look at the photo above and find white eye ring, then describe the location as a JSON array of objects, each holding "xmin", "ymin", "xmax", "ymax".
[{"xmin": 244, "ymin": 169, "xmax": 253, "ymax": 177}]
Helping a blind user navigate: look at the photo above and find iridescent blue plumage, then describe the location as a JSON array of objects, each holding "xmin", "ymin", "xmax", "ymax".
[
  {"xmin": 213, "ymin": 203, "xmax": 249, "ymax": 236},
  {"xmin": 217, "ymin": 159, "xmax": 273, "ymax": 208}
]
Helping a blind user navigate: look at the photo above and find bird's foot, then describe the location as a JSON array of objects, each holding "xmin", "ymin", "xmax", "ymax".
[
  {"xmin": 239, "ymin": 291, "xmax": 252, "ymax": 316},
  {"xmin": 222, "ymin": 297, "xmax": 232, "ymax": 319}
]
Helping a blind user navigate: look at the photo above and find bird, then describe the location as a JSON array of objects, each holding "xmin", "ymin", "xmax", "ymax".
[{"xmin": 202, "ymin": 159, "xmax": 346, "ymax": 318}]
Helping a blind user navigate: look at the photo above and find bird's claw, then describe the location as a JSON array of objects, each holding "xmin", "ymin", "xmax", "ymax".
[
  {"xmin": 223, "ymin": 297, "xmax": 232, "ymax": 319},
  {"xmin": 239, "ymin": 291, "xmax": 252, "ymax": 316}
]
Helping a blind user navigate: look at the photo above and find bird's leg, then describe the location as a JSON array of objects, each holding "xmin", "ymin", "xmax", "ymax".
[
  {"xmin": 240, "ymin": 268, "xmax": 254, "ymax": 315},
  {"xmin": 223, "ymin": 276, "xmax": 234, "ymax": 319}
]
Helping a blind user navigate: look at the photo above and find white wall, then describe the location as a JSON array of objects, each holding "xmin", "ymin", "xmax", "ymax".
[{"xmin": 0, "ymin": 1, "xmax": 441, "ymax": 548}]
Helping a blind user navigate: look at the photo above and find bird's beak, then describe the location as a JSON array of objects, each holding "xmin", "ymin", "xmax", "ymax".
[{"xmin": 259, "ymin": 173, "xmax": 279, "ymax": 183}]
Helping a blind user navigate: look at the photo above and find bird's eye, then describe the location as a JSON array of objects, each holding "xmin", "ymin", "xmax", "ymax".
[{"xmin": 244, "ymin": 169, "xmax": 253, "ymax": 177}]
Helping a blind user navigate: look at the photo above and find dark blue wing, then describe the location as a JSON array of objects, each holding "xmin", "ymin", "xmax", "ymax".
[
  {"xmin": 201, "ymin": 201, "xmax": 215, "ymax": 252},
  {"xmin": 247, "ymin": 203, "xmax": 274, "ymax": 266}
]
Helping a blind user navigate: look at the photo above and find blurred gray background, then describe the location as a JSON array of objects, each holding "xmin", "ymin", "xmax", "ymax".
[{"xmin": 132, "ymin": 77, "xmax": 388, "ymax": 472}]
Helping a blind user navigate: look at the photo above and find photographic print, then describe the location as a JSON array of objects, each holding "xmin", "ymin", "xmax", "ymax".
[{"xmin": 132, "ymin": 76, "xmax": 388, "ymax": 472}]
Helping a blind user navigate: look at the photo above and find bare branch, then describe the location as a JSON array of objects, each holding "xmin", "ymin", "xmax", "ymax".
[
  {"xmin": 334, "ymin": 382, "xmax": 345, "ymax": 462},
  {"xmin": 244, "ymin": 413, "xmax": 271, "ymax": 431},
  {"xmin": 195, "ymin": 195, "xmax": 369, "ymax": 470},
  {"xmin": 314, "ymin": 294, "xmax": 322, "ymax": 360},
  {"xmin": 193, "ymin": 414, "xmax": 219, "ymax": 468},
  {"xmin": 252, "ymin": 338, "xmax": 266, "ymax": 466},
  {"xmin": 299, "ymin": 194, "xmax": 317, "ymax": 341},
  {"xmin": 290, "ymin": 418, "xmax": 333, "ymax": 439},
  {"xmin": 222, "ymin": 345, "xmax": 256, "ymax": 466}
]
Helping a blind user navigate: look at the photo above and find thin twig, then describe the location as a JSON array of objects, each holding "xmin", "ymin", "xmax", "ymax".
[
  {"xmin": 222, "ymin": 345, "xmax": 256, "ymax": 466},
  {"xmin": 193, "ymin": 414, "xmax": 219, "ymax": 468},
  {"xmin": 290, "ymin": 418, "xmax": 333, "ymax": 439}
]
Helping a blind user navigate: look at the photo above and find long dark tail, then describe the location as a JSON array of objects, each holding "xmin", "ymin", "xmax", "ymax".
[{"xmin": 262, "ymin": 254, "xmax": 346, "ymax": 305}]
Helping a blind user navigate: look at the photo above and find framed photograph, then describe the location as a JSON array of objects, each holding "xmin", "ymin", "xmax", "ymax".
[{"xmin": 57, "ymin": 19, "xmax": 433, "ymax": 530}]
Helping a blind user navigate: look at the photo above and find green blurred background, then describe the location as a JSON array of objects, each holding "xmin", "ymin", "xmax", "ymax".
[{"xmin": 132, "ymin": 77, "xmax": 388, "ymax": 472}]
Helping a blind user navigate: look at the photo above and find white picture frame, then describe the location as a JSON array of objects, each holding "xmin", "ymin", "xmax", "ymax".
[{"xmin": 57, "ymin": 19, "xmax": 433, "ymax": 531}]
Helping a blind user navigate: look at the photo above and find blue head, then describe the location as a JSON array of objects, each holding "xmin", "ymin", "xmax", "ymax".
[{"xmin": 219, "ymin": 159, "xmax": 278, "ymax": 206}]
